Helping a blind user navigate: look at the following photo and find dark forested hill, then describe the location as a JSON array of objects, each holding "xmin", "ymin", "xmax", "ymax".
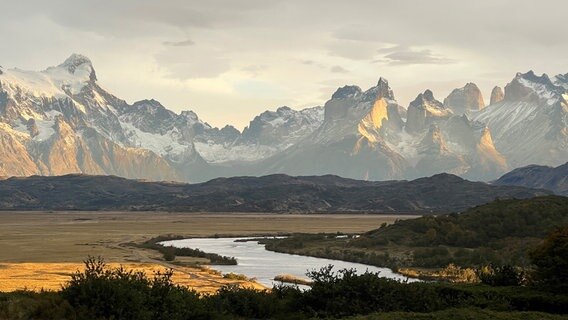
[
  {"xmin": 263, "ymin": 196, "xmax": 568, "ymax": 268},
  {"xmin": 0, "ymin": 173, "xmax": 551, "ymax": 213},
  {"xmin": 494, "ymin": 163, "xmax": 568, "ymax": 196}
]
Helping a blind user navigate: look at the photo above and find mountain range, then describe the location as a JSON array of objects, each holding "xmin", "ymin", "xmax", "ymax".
[
  {"xmin": 494, "ymin": 162, "xmax": 568, "ymax": 196},
  {"xmin": 0, "ymin": 173, "xmax": 550, "ymax": 213},
  {"xmin": 1, "ymin": 54, "xmax": 566, "ymax": 182}
]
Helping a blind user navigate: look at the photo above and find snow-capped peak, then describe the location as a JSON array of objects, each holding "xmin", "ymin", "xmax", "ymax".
[
  {"xmin": 57, "ymin": 54, "xmax": 93, "ymax": 72},
  {"xmin": 0, "ymin": 54, "xmax": 96, "ymax": 99},
  {"xmin": 554, "ymin": 73, "xmax": 568, "ymax": 90},
  {"xmin": 331, "ymin": 85, "xmax": 362, "ymax": 99},
  {"xmin": 506, "ymin": 71, "xmax": 564, "ymax": 105}
]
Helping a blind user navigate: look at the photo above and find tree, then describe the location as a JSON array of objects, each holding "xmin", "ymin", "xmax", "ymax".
[{"xmin": 529, "ymin": 226, "xmax": 568, "ymax": 291}]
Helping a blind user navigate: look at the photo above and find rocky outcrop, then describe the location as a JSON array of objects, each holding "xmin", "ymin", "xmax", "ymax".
[
  {"xmin": 504, "ymin": 71, "xmax": 563, "ymax": 104},
  {"xmin": 241, "ymin": 106, "xmax": 323, "ymax": 146},
  {"xmin": 490, "ymin": 86, "xmax": 504, "ymax": 105},
  {"xmin": 406, "ymin": 90, "xmax": 452, "ymax": 134},
  {"xmin": 474, "ymin": 71, "xmax": 568, "ymax": 169},
  {"xmin": 443, "ymin": 83, "xmax": 485, "ymax": 114}
]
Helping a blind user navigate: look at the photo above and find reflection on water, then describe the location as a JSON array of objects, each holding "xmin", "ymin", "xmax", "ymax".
[{"xmin": 161, "ymin": 237, "xmax": 416, "ymax": 288}]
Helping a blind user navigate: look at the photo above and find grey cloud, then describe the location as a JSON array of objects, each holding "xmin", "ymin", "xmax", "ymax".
[
  {"xmin": 163, "ymin": 39, "xmax": 195, "ymax": 47},
  {"xmin": 3, "ymin": 0, "xmax": 280, "ymax": 39},
  {"xmin": 376, "ymin": 46, "xmax": 454, "ymax": 66}
]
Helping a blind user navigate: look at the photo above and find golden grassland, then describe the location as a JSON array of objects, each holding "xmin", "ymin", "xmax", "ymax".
[
  {"xmin": 398, "ymin": 264, "xmax": 479, "ymax": 283},
  {"xmin": 0, "ymin": 211, "xmax": 418, "ymax": 292},
  {"xmin": 0, "ymin": 262, "xmax": 264, "ymax": 294}
]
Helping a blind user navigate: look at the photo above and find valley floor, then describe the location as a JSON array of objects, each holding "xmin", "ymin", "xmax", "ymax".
[{"xmin": 0, "ymin": 211, "xmax": 415, "ymax": 292}]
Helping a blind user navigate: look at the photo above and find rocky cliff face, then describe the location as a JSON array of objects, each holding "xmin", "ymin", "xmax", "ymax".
[
  {"xmin": 490, "ymin": 86, "xmax": 505, "ymax": 105},
  {"xmin": 473, "ymin": 71, "xmax": 568, "ymax": 169},
  {"xmin": 406, "ymin": 90, "xmax": 452, "ymax": 133},
  {"xmin": 257, "ymin": 80, "xmax": 506, "ymax": 181},
  {"xmin": 443, "ymin": 83, "xmax": 485, "ymax": 115},
  {"xmin": 0, "ymin": 55, "xmax": 182, "ymax": 181}
]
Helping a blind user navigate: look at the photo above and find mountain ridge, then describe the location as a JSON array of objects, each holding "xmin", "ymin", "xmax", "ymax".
[
  {"xmin": 0, "ymin": 173, "xmax": 551, "ymax": 213},
  {"xmin": 494, "ymin": 162, "xmax": 568, "ymax": 196},
  {"xmin": 1, "ymin": 54, "xmax": 566, "ymax": 182}
]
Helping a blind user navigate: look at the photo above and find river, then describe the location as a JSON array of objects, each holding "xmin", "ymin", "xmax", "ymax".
[{"xmin": 161, "ymin": 237, "xmax": 416, "ymax": 288}]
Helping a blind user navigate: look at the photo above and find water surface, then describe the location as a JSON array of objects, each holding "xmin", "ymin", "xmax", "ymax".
[{"xmin": 162, "ymin": 237, "xmax": 415, "ymax": 287}]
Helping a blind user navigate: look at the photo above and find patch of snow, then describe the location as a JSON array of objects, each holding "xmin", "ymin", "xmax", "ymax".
[
  {"xmin": 34, "ymin": 119, "xmax": 56, "ymax": 141},
  {"xmin": 0, "ymin": 63, "xmax": 91, "ymax": 101},
  {"xmin": 518, "ymin": 77, "xmax": 561, "ymax": 106},
  {"xmin": 195, "ymin": 141, "xmax": 287, "ymax": 163},
  {"xmin": 474, "ymin": 101, "xmax": 540, "ymax": 139},
  {"xmin": 387, "ymin": 130, "xmax": 419, "ymax": 159},
  {"xmin": 119, "ymin": 121, "xmax": 191, "ymax": 160}
]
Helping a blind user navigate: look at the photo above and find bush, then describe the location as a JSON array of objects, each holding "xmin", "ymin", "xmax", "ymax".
[
  {"xmin": 0, "ymin": 291, "xmax": 76, "ymax": 320},
  {"xmin": 477, "ymin": 265, "xmax": 526, "ymax": 286},
  {"xmin": 61, "ymin": 257, "xmax": 206, "ymax": 320},
  {"xmin": 207, "ymin": 284, "xmax": 285, "ymax": 319},
  {"xmin": 137, "ymin": 236, "xmax": 238, "ymax": 265},
  {"xmin": 530, "ymin": 227, "xmax": 568, "ymax": 292},
  {"xmin": 300, "ymin": 265, "xmax": 443, "ymax": 317},
  {"xmin": 4, "ymin": 260, "xmax": 567, "ymax": 318},
  {"xmin": 162, "ymin": 246, "xmax": 176, "ymax": 261}
]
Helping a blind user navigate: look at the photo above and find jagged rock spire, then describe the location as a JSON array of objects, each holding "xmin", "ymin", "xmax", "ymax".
[
  {"xmin": 490, "ymin": 86, "xmax": 504, "ymax": 104},
  {"xmin": 443, "ymin": 83, "xmax": 485, "ymax": 114},
  {"xmin": 376, "ymin": 77, "xmax": 395, "ymax": 101}
]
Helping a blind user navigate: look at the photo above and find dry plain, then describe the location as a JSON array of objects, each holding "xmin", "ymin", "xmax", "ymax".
[{"xmin": 0, "ymin": 212, "xmax": 418, "ymax": 292}]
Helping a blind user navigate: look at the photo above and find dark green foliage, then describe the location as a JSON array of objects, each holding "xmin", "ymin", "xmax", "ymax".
[
  {"xmin": 61, "ymin": 257, "xmax": 207, "ymax": 320},
  {"xmin": 477, "ymin": 265, "xmax": 526, "ymax": 286},
  {"xmin": 162, "ymin": 246, "xmax": 176, "ymax": 261},
  {"xmin": 0, "ymin": 291, "xmax": 76, "ymax": 320},
  {"xmin": 530, "ymin": 226, "xmax": 568, "ymax": 292},
  {"xmin": 137, "ymin": 235, "xmax": 237, "ymax": 265},
  {"xmin": 350, "ymin": 308, "xmax": 568, "ymax": 320},
  {"xmin": 297, "ymin": 265, "xmax": 568, "ymax": 318},
  {"xmin": 362, "ymin": 196, "xmax": 568, "ymax": 248},
  {"xmin": 299, "ymin": 265, "xmax": 442, "ymax": 318},
  {"xmin": 171, "ymin": 246, "xmax": 237, "ymax": 265},
  {"xmin": 265, "ymin": 196, "xmax": 568, "ymax": 268},
  {"xmin": 207, "ymin": 285, "xmax": 284, "ymax": 319},
  {"xmin": 2, "ymin": 262, "xmax": 568, "ymax": 319}
]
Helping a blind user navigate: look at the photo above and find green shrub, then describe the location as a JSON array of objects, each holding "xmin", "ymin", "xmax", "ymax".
[
  {"xmin": 61, "ymin": 257, "xmax": 206, "ymax": 320},
  {"xmin": 477, "ymin": 265, "xmax": 526, "ymax": 287},
  {"xmin": 530, "ymin": 227, "xmax": 568, "ymax": 292}
]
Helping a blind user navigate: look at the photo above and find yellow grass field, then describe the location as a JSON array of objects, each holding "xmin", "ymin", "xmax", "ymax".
[
  {"xmin": 0, "ymin": 262, "xmax": 264, "ymax": 294},
  {"xmin": 0, "ymin": 212, "xmax": 418, "ymax": 292}
]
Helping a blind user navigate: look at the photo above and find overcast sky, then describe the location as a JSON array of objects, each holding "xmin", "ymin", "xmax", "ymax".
[{"xmin": 2, "ymin": 1, "xmax": 566, "ymax": 129}]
